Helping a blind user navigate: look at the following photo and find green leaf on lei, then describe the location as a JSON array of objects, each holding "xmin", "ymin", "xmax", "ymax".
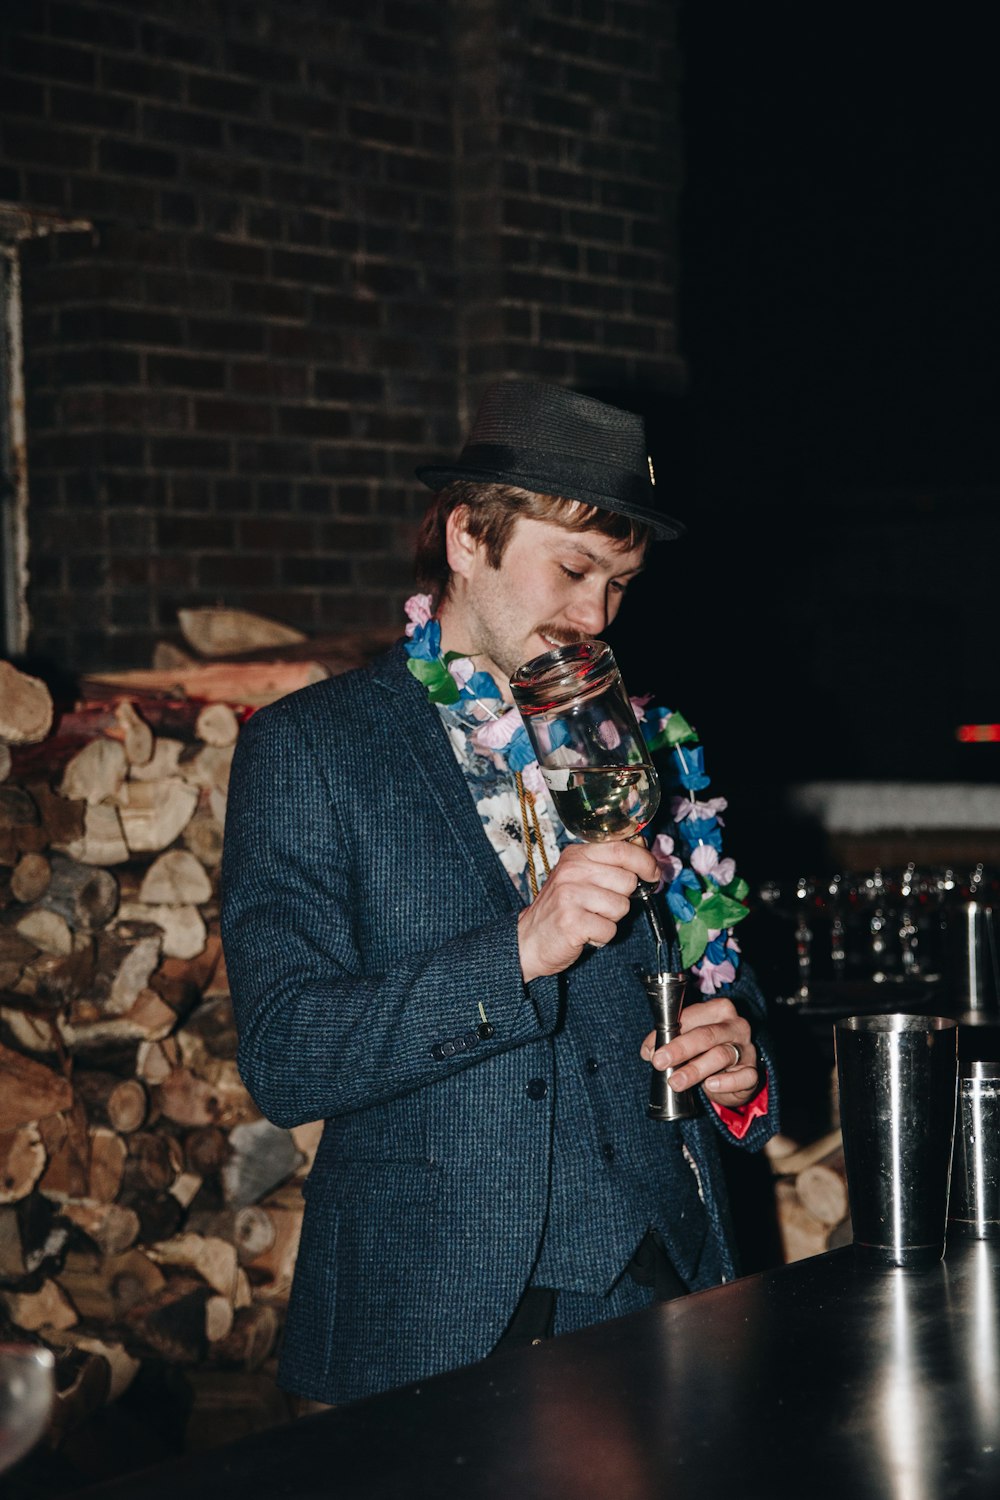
[
  {"xmin": 678, "ymin": 915, "xmax": 710, "ymax": 969},
  {"xmin": 696, "ymin": 890, "xmax": 750, "ymax": 929},
  {"xmin": 663, "ymin": 710, "xmax": 698, "ymax": 746},
  {"xmin": 720, "ymin": 876, "xmax": 750, "ymax": 902},
  {"xmin": 644, "ymin": 711, "xmax": 698, "ymax": 755},
  {"xmin": 406, "ymin": 656, "xmax": 460, "ymax": 705}
]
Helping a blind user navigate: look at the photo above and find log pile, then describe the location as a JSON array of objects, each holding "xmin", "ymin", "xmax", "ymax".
[
  {"xmin": 0, "ymin": 621, "xmax": 382, "ymax": 1456},
  {"xmin": 766, "ymin": 1129, "xmax": 851, "ymax": 1262}
]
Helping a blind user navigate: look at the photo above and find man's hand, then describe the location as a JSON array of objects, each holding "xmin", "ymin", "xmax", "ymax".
[
  {"xmin": 518, "ymin": 841, "xmax": 659, "ymax": 983},
  {"xmin": 640, "ymin": 996, "xmax": 760, "ymax": 1108}
]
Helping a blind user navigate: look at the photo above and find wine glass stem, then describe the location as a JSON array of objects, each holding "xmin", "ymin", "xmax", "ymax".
[{"xmin": 637, "ymin": 883, "xmax": 673, "ymax": 972}]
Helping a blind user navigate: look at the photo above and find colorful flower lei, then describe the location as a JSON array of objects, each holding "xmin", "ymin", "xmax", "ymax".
[{"xmin": 403, "ymin": 594, "xmax": 749, "ymax": 993}]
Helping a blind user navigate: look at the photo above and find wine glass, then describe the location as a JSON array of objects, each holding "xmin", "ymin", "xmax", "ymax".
[
  {"xmin": 509, "ymin": 638, "xmax": 662, "ymax": 858},
  {"xmin": 509, "ymin": 639, "xmax": 668, "ymax": 952},
  {"xmin": 511, "ymin": 647, "xmax": 660, "ymax": 838}
]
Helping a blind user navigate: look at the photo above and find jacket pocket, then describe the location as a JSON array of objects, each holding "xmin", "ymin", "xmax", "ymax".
[
  {"xmin": 281, "ymin": 1186, "xmax": 341, "ymax": 1388},
  {"xmin": 315, "ymin": 1159, "xmax": 444, "ymax": 1210}
]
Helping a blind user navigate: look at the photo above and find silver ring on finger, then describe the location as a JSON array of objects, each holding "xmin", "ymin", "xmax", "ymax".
[{"xmin": 725, "ymin": 1042, "xmax": 742, "ymax": 1069}]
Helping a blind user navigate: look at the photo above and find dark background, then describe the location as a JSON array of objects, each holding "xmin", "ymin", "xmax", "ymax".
[{"xmin": 611, "ymin": 5, "xmax": 1000, "ymax": 881}]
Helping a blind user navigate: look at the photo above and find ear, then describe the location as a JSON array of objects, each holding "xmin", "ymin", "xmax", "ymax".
[{"xmin": 444, "ymin": 505, "xmax": 481, "ymax": 582}]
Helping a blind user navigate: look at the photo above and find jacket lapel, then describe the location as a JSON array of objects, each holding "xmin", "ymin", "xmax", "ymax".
[{"xmin": 372, "ymin": 644, "xmax": 523, "ymax": 913}]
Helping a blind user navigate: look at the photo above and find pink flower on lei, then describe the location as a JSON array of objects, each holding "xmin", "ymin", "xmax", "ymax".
[
  {"xmin": 650, "ymin": 832, "xmax": 682, "ymax": 888},
  {"xmin": 404, "ymin": 593, "xmax": 434, "ymax": 637},
  {"xmin": 470, "ymin": 710, "xmax": 520, "ymax": 759},
  {"xmin": 596, "ymin": 717, "xmax": 622, "ymax": 750},
  {"xmin": 471, "ymin": 711, "xmax": 548, "ymax": 796},
  {"xmin": 695, "ymin": 931, "xmax": 740, "ymax": 993},
  {"xmin": 671, "ymin": 794, "xmax": 728, "ymax": 824},
  {"xmin": 689, "ymin": 843, "xmax": 736, "ymax": 887},
  {"xmin": 448, "ymin": 654, "xmax": 476, "ymax": 690},
  {"xmin": 694, "ymin": 953, "xmax": 737, "ymax": 995}
]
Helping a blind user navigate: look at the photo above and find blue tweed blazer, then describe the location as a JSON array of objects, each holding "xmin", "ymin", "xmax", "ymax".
[{"xmin": 221, "ymin": 642, "xmax": 779, "ymax": 1404}]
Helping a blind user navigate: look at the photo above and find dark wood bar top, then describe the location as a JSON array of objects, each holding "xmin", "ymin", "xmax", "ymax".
[{"xmin": 75, "ymin": 1238, "xmax": 1000, "ymax": 1500}]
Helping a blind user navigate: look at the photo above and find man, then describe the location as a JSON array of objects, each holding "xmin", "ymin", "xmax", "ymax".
[{"xmin": 221, "ymin": 380, "xmax": 778, "ymax": 1407}]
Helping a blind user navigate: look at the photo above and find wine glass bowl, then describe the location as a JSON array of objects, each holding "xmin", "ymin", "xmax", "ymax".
[
  {"xmin": 540, "ymin": 762, "xmax": 660, "ymax": 842},
  {"xmin": 510, "ymin": 640, "xmax": 660, "ymax": 841},
  {"xmin": 510, "ymin": 639, "xmax": 669, "ymax": 953}
]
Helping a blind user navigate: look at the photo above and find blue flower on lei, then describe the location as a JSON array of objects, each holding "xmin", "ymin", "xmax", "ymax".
[
  {"xmin": 675, "ymin": 814, "xmax": 724, "ymax": 855},
  {"xmin": 672, "ymin": 744, "xmax": 711, "ymax": 793},
  {"xmin": 406, "ymin": 616, "xmax": 441, "ymax": 661},
  {"xmin": 459, "ymin": 671, "xmax": 502, "ymax": 704},
  {"xmin": 666, "ymin": 869, "xmax": 701, "ymax": 924}
]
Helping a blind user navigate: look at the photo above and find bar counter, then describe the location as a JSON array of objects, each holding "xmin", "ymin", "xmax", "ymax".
[{"xmin": 74, "ymin": 1237, "xmax": 1000, "ymax": 1500}]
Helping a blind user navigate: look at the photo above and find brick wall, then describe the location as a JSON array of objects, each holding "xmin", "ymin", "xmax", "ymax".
[{"xmin": 0, "ymin": 0, "xmax": 683, "ymax": 672}]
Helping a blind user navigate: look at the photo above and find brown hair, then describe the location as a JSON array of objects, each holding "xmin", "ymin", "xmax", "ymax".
[{"xmin": 414, "ymin": 482, "xmax": 651, "ymax": 604}]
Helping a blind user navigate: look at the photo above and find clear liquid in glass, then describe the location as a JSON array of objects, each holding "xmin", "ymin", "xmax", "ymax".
[{"xmin": 542, "ymin": 764, "xmax": 660, "ymax": 841}]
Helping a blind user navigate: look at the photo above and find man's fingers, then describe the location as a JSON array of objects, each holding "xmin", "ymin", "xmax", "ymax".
[
  {"xmin": 649, "ymin": 1028, "xmax": 757, "ymax": 1093},
  {"xmin": 575, "ymin": 840, "xmax": 659, "ymax": 884},
  {"xmin": 660, "ymin": 1018, "xmax": 752, "ymax": 1070},
  {"xmin": 676, "ymin": 997, "xmax": 741, "ymax": 1032},
  {"xmin": 704, "ymin": 1061, "xmax": 760, "ymax": 1097},
  {"xmin": 517, "ymin": 849, "xmax": 645, "ymax": 980},
  {"xmin": 641, "ymin": 997, "xmax": 762, "ymax": 1106}
]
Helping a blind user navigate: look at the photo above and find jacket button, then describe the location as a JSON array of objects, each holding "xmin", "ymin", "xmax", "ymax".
[
  {"xmin": 525, "ymin": 1078, "xmax": 548, "ymax": 1100},
  {"xmin": 585, "ymin": 1058, "xmax": 599, "ymax": 1075},
  {"xmin": 602, "ymin": 1142, "xmax": 615, "ymax": 1162}
]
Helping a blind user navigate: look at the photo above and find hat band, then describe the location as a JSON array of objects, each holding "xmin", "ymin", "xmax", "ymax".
[{"xmin": 455, "ymin": 443, "xmax": 654, "ymax": 505}]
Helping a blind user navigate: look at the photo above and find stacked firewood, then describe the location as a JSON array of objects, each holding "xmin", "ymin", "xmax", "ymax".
[
  {"xmin": 0, "ymin": 614, "xmax": 397, "ymax": 1450},
  {"xmin": 766, "ymin": 1129, "xmax": 851, "ymax": 1261}
]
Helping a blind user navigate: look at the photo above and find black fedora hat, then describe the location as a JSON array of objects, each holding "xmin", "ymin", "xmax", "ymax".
[{"xmin": 415, "ymin": 380, "xmax": 685, "ymax": 541}]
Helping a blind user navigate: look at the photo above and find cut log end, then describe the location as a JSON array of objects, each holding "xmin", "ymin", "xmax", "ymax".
[{"xmin": 0, "ymin": 661, "xmax": 55, "ymax": 744}]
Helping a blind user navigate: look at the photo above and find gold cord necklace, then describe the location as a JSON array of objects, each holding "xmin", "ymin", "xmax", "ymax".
[{"xmin": 514, "ymin": 771, "xmax": 552, "ymax": 899}]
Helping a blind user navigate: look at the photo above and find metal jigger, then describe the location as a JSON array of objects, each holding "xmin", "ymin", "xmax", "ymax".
[{"xmin": 644, "ymin": 970, "xmax": 699, "ymax": 1121}]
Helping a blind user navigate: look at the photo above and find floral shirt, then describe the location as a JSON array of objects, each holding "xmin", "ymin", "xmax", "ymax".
[{"xmin": 437, "ymin": 704, "xmax": 565, "ymax": 904}]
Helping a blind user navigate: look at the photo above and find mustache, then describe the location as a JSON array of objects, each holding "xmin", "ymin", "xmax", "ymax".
[{"xmin": 536, "ymin": 626, "xmax": 591, "ymax": 648}]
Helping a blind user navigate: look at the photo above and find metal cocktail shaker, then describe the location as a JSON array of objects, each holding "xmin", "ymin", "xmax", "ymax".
[
  {"xmin": 835, "ymin": 1013, "xmax": 958, "ymax": 1269},
  {"xmin": 949, "ymin": 1061, "xmax": 1000, "ymax": 1240},
  {"xmin": 643, "ymin": 970, "xmax": 699, "ymax": 1121}
]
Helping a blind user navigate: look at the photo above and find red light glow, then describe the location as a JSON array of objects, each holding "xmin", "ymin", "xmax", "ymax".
[{"xmin": 956, "ymin": 725, "xmax": 1000, "ymax": 743}]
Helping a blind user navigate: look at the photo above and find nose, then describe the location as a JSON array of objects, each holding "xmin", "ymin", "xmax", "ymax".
[{"xmin": 565, "ymin": 582, "xmax": 611, "ymax": 636}]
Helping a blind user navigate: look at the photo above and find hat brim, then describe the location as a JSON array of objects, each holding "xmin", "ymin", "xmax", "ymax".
[{"xmin": 414, "ymin": 463, "xmax": 685, "ymax": 542}]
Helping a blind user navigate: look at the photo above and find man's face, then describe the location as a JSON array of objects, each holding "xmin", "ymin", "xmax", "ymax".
[{"xmin": 445, "ymin": 513, "xmax": 647, "ymax": 684}]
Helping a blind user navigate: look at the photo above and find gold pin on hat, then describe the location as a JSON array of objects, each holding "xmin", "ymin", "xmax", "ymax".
[{"xmin": 647, "ymin": 456, "xmax": 656, "ymax": 485}]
